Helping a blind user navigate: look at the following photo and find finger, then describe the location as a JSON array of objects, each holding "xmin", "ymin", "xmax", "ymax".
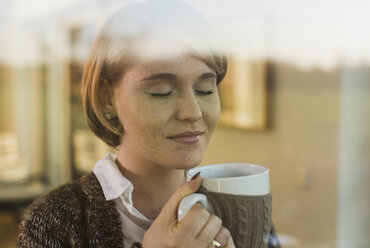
[
  {"xmin": 159, "ymin": 174, "xmax": 202, "ymax": 222},
  {"xmin": 212, "ymin": 226, "xmax": 233, "ymax": 248},
  {"xmin": 224, "ymin": 233, "xmax": 235, "ymax": 248},
  {"xmin": 195, "ymin": 214, "xmax": 222, "ymax": 247},
  {"xmin": 177, "ymin": 203, "xmax": 210, "ymax": 237}
]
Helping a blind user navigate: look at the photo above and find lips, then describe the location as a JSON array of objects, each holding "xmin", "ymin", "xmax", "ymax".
[{"xmin": 167, "ymin": 131, "xmax": 204, "ymax": 144}]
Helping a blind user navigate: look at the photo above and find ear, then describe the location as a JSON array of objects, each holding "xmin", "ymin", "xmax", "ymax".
[{"xmin": 100, "ymin": 79, "xmax": 117, "ymax": 117}]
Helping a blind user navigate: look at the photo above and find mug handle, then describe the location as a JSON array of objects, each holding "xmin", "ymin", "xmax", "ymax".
[{"xmin": 177, "ymin": 193, "xmax": 209, "ymax": 222}]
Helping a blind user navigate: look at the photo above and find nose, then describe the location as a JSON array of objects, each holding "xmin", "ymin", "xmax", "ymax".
[{"xmin": 176, "ymin": 92, "xmax": 203, "ymax": 122}]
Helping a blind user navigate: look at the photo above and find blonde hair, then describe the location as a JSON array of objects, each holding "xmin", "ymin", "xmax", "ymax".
[{"xmin": 81, "ymin": 0, "xmax": 227, "ymax": 147}]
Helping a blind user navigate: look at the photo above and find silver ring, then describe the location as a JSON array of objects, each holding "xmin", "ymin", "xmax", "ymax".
[{"xmin": 211, "ymin": 239, "xmax": 221, "ymax": 248}]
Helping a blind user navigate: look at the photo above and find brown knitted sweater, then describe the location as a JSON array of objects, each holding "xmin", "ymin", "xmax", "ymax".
[{"xmin": 18, "ymin": 172, "xmax": 276, "ymax": 248}]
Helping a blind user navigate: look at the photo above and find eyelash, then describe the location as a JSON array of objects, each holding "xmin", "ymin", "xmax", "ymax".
[
  {"xmin": 150, "ymin": 90, "xmax": 214, "ymax": 98},
  {"xmin": 196, "ymin": 90, "xmax": 214, "ymax": 95},
  {"xmin": 150, "ymin": 92, "xmax": 172, "ymax": 97}
]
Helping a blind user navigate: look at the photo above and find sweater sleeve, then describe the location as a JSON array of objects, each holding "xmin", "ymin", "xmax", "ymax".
[
  {"xmin": 17, "ymin": 184, "xmax": 84, "ymax": 248},
  {"xmin": 18, "ymin": 200, "xmax": 67, "ymax": 247},
  {"xmin": 200, "ymin": 187, "xmax": 272, "ymax": 248}
]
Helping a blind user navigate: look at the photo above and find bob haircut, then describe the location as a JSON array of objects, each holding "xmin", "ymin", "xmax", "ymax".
[{"xmin": 82, "ymin": 0, "xmax": 228, "ymax": 147}]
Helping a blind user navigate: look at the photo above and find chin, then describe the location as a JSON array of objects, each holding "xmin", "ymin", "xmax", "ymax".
[{"xmin": 165, "ymin": 154, "xmax": 204, "ymax": 170}]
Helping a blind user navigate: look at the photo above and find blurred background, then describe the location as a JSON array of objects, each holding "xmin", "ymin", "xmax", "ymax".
[{"xmin": 0, "ymin": 0, "xmax": 369, "ymax": 247}]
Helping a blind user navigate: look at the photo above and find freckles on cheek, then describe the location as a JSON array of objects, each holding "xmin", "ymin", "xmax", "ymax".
[
  {"xmin": 127, "ymin": 99, "xmax": 162, "ymax": 129},
  {"xmin": 205, "ymin": 100, "xmax": 221, "ymax": 121}
]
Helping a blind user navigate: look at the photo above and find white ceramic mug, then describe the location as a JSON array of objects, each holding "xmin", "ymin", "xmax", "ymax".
[{"xmin": 177, "ymin": 163, "xmax": 270, "ymax": 221}]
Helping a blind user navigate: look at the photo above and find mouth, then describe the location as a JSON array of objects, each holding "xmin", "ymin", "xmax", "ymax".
[{"xmin": 167, "ymin": 131, "xmax": 205, "ymax": 144}]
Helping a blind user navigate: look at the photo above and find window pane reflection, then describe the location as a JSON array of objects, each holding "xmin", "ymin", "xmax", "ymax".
[{"xmin": 0, "ymin": 1, "xmax": 369, "ymax": 247}]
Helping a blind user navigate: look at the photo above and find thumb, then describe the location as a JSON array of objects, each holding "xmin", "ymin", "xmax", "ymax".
[{"xmin": 160, "ymin": 172, "xmax": 202, "ymax": 222}]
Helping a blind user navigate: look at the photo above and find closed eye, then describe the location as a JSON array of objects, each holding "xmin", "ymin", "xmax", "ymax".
[
  {"xmin": 150, "ymin": 92, "xmax": 172, "ymax": 97},
  {"xmin": 195, "ymin": 90, "xmax": 214, "ymax": 95}
]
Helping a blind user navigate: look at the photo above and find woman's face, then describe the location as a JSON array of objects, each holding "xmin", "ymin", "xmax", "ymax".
[{"xmin": 113, "ymin": 54, "xmax": 220, "ymax": 169}]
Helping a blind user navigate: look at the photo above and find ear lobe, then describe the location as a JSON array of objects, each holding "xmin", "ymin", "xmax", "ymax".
[
  {"xmin": 100, "ymin": 80, "xmax": 117, "ymax": 117},
  {"xmin": 103, "ymin": 101, "xmax": 116, "ymax": 116}
]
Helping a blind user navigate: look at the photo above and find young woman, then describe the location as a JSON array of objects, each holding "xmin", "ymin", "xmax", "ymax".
[{"xmin": 18, "ymin": 1, "xmax": 279, "ymax": 247}]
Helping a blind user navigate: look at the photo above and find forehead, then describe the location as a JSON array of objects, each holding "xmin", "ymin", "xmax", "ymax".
[
  {"xmin": 121, "ymin": 54, "xmax": 215, "ymax": 83},
  {"xmin": 133, "ymin": 54, "xmax": 213, "ymax": 74}
]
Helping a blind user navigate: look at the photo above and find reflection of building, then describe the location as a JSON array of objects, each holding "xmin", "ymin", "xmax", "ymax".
[
  {"xmin": 219, "ymin": 57, "xmax": 267, "ymax": 130},
  {"xmin": 1, "ymin": 1, "xmax": 370, "ymax": 247},
  {"xmin": 0, "ymin": 0, "xmax": 118, "ymax": 207},
  {"xmin": 0, "ymin": 132, "xmax": 28, "ymax": 183}
]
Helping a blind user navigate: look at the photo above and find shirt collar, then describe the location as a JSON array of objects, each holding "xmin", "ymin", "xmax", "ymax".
[{"xmin": 93, "ymin": 153, "xmax": 133, "ymax": 201}]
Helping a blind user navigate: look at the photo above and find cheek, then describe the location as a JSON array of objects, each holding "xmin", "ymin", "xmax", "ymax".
[
  {"xmin": 204, "ymin": 96, "xmax": 221, "ymax": 127},
  {"xmin": 118, "ymin": 96, "xmax": 169, "ymax": 137}
]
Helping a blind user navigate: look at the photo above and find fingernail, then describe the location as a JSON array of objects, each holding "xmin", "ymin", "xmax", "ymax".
[{"xmin": 191, "ymin": 172, "xmax": 201, "ymax": 181}]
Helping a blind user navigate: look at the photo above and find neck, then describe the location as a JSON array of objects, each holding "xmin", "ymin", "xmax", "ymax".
[{"xmin": 115, "ymin": 146, "xmax": 187, "ymax": 219}]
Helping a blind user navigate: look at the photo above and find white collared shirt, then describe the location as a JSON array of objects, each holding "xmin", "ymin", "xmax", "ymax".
[{"xmin": 93, "ymin": 153, "xmax": 153, "ymax": 247}]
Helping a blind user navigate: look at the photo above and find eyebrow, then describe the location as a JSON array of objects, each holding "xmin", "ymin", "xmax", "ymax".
[
  {"xmin": 199, "ymin": 72, "xmax": 217, "ymax": 80},
  {"xmin": 141, "ymin": 72, "xmax": 217, "ymax": 82},
  {"xmin": 141, "ymin": 73, "xmax": 177, "ymax": 81}
]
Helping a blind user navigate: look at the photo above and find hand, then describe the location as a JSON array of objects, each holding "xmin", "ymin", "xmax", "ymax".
[{"xmin": 141, "ymin": 176, "xmax": 235, "ymax": 248}]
